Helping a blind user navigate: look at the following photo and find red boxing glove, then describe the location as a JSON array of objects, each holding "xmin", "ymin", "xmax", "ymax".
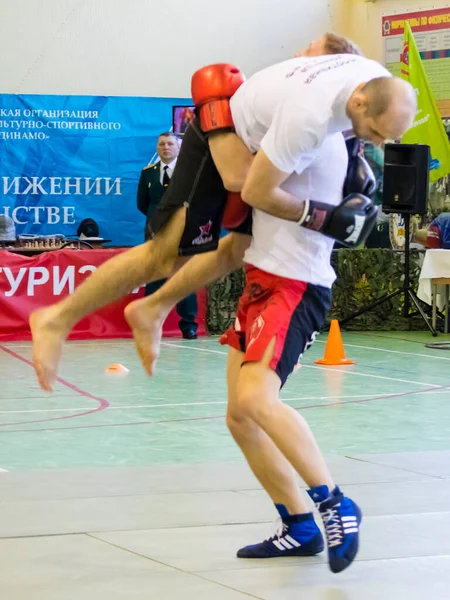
[
  {"xmin": 191, "ymin": 64, "xmax": 245, "ymax": 134},
  {"xmin": 222, "ymin": 192, "xmax": 250, "ymax": 229}
]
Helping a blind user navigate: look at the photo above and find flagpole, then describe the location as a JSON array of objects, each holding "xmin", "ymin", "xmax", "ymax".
[{"xmin": 404, "ymin": 216, "xmax": 410, "ymax": 317}]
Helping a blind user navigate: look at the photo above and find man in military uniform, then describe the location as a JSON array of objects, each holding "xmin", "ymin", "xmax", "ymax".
[{"xmin": 137, "ymin": 132, "xmax": 198, "ymax": 339}]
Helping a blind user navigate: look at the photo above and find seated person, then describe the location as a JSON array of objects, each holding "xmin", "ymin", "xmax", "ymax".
[{"xmin": 413, "ymin": 212, "xmax": 450, "ymax": 249}]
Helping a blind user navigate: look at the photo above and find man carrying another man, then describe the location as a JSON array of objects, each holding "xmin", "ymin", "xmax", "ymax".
[
  {"xmin": 120, "ymin": 38, "xmax": 415, "ymax": 573},
  {"xmin": 30, "ymin": 34, "xmax": 416, "ymax": 393},
  {"xmin": 29, "ymin": 32, "xmax": 416, "ymax": 574}
]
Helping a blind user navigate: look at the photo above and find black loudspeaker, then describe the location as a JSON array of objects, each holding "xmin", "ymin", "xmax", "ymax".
[{"xmin": 382, "ymin": 143, "xmax": 430, "ymax": 215}]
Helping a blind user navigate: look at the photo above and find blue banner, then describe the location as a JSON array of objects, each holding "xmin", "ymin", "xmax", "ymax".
[{"xmin": 0, "ymin": 94, "xmax": 192, "ymax": 246}]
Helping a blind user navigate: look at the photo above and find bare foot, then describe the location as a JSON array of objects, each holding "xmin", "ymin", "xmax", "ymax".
[
  {"xmin": 124, "ymin": 298, "xmax": 168, "ymax": 376},
  {"xmin": 30, "ymin": 306, "xmax": 69, "ymax": 392}
]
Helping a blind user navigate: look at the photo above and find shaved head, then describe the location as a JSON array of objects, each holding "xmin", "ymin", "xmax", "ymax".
[
  {"xmin": 347, "ymin": 76, "xmax": 417, "ymax": 144},
  {"xmin": 364, "ymin": 77, "xmax": 417, "ymax": 119}
]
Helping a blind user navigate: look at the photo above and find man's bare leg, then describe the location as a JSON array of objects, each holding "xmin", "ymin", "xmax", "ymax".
[
  {"xmin": 123, "ymin": 132, "xmax": 252, "ymax": 374},
  {"xmin": 237, "ymin": 338, "xmax": 334, "ymax": 491},
  {"xmin": 235, "ymin": 339, "xmax": 362, "ymax": 571},
  {"xmin": 226, "ymin": 345, "xmax": 309, "ymax": 514},
  {"xmin": 227, "ymin": 344, "xmax": 326, "ymax": 559},
  {"xmin": 30, "ymin": 207, "xmax": 187, "ymax": 391},
  {"xmin": 125, "ymin": 232, "xmax": 250, "ymax": 375}
]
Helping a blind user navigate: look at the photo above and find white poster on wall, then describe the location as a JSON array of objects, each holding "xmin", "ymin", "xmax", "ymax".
[{"xmin": 383, "ymin": 7, "xmax": 450, "ymax": 116}]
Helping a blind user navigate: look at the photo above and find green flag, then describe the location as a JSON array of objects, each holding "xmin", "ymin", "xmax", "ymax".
[{"xmin": 400, "ymin": 22, "xmax": 450, "ymax": 182}]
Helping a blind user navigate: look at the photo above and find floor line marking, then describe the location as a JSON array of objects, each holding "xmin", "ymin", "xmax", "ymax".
[
  {"xmin": 300, "ymin": 365, "xmax": 440, "ymax": 387},
  {"xmin": 2, "ymin": 382, "xmax": 449, "ymax": 434},
  {"xmin": 196, "ymin": 335, "xmax": 450, "ymax": 361},
  {"xmin": 318, "ymin": 340, "xmax": 450, "ymax": 361},
  {"xmin": 0, "ymin": 345, "xmax": 110, "ymax": 427},
  {"xmin": 5, "ymin": 335, "xmax": 450, "ymax": 363},
  {"xmin": 0, "ymin": 393, "xmax": 404, "ymax": 415},
  {"xmin": 162, "ymin": 342, "xmax": 441, "ymax": 388}
]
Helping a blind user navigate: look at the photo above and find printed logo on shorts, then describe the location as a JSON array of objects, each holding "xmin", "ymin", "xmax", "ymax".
[
  {"xmin": 247, "ymin": 315, "xmax": 265, "ymax": 349},
  {"xmin": 192, "ymin": 220, "xmax": 213, "ymax": 245},
  {"xmin": 297, "ymin": 331, "xmax": 319, "ymax": 363}
]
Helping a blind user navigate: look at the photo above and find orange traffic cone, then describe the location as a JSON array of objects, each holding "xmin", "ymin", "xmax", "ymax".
[
  {"xmin": 105, "ymin": 363, "xmax": 129, "ymax": 374},
  {"xmin": 315, "ymin": 320, "xmax": 355, "ymax": 366}
]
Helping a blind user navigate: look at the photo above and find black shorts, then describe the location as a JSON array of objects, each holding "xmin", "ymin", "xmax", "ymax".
[{"xmin": 149, "ymin": 119, "xmax": 226, "ymax": 256}]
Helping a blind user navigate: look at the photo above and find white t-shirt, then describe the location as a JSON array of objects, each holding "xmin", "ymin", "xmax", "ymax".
[
  {"xmin": 230, "ymin": 54, "xmax": 390, "ymax": 173},
  {"xmin": 243, "ymin": 133, "xmax": 348, "ymax": 287}
]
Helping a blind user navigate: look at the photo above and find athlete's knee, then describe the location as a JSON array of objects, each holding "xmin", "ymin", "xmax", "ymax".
[
  {"xmin": 226, "ymin": 404, "xmax": 258, "ymax": 440},
  {"xmin": 235, "ymin": 379, "xmax": 270, "ymax": 424},
  {"xmin": 149, "ymin": 207, "xmax": 186, "ymax": 270},
  {"xmin": 237, "ymin": 364, "xmax": 282, "ymax": 424},
  {"xmin": 226, "ymin": 407, "xmax": 246, "ymax": 434},
  {"xmin": 149, "ymin": 236, "xmax": 181, "ymax": 278}
]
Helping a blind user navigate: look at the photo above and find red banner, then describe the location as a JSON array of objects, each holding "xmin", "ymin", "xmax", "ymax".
[
  {"xmin": 0, "ymin": 248, "xmax": 206, "ymax": 341},
  {"xmin": 383, "ymin": 8, "xmax": 450, "ymax": 36}
]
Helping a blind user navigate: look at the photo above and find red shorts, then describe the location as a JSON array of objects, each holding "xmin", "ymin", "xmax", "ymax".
[{"xmin": 219, "ymin": 265, "xmax": 332, "ymax": 386}]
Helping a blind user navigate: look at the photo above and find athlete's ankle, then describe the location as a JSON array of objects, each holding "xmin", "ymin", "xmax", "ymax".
[{"xmin": 275, "ymin": 503, "xmax": 311, "ymax": 520}]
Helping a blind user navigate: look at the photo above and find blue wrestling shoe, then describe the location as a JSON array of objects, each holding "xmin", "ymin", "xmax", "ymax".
[
  {"xmin": 307, "ymin": 485, "xmax": 362, "ymax": 574},
  {"xmin": 237, "ymin": 510, "xmax": 324, "ymax": 559}
]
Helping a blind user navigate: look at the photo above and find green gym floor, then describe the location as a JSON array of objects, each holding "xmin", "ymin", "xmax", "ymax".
[{"xmin": 0, "ymin": 331, "xmax": 450, "ymax": 599}]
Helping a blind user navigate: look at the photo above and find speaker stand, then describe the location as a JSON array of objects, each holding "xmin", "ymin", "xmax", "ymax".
[{"xmin": 339, "ymin": 216, "xmax": 438, "ymax": 336}]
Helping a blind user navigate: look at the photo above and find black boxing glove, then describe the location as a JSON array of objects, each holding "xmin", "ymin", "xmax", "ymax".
[
  {"xmin": 343, "ymin": 153, "xmax": 376, "ymax": 198},
  {"xmin": 298, "ymin": 193, "xmax": 380, "ymax": 248}
]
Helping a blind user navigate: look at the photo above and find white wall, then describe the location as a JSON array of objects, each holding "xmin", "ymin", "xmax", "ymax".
[
  {"xmin": 336, "ymin": 0, "xmax": 450, "ymax": 61},
  {"xmin": 5, "ymin": 1, "xmax": 448, "ymax": 99},
  {"xmin": 0, "ymin": 0, "xmax": 334, "ymax": 97}
]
